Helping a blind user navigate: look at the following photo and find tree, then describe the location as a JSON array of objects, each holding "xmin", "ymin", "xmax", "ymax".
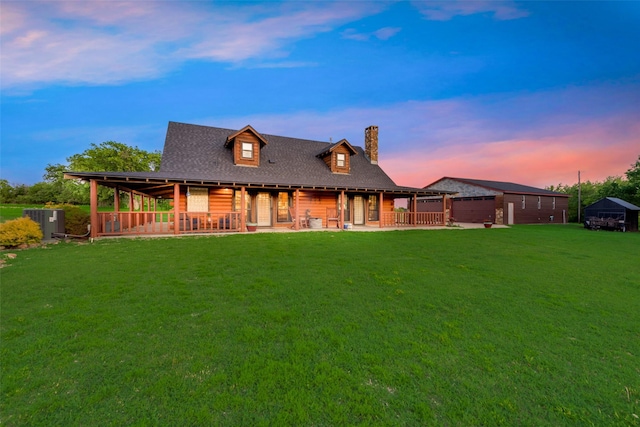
[
  {"xmin": 65, "ymin": 141, "xmax": 161, "ymax": 173},
  {"xmin": 0, "ymin": 179, "xmax": 14, "ymax": 203},
  {"xmin": 550, "ymin": 154, "xmax": 640, "ymax": 222},
  {"xmin": 45, "ymin": 141, "xmax": 161, "ymax": 205},
  {"xmin": 623, "ymin": 155, "xmax": 640, "ymax": 206}
]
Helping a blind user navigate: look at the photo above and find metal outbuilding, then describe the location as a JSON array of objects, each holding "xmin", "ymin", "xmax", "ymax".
[
  {"xmin": 419, "ymin": 177, "xmax": 569, "ymax": 225},
  {"xmin": 583, "ymin": 197, "xmax": 640, "ymax": 232}
]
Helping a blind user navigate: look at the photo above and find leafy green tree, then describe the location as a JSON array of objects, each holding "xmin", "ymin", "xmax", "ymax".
[
  {"xmin": 45, "ymin": 141, "xmax": 161, "ymax": 205},
  {"xmin": 65, "ymin": 141, "xmax": 161, "ymax": 173},
  {"xmin": 25, "ymin": 182, "xmax": 59, "ymax": 204},
  {"xmin": 623, "ymin": 155, "xmax": 640, "ymax": 205},
  {"xmin": 0, "ymin": 179, "xmax": 15, "ymax": 203},
  {"xmin": 550, "ymin": 154, "xmax": 640, "ymax": 222}
]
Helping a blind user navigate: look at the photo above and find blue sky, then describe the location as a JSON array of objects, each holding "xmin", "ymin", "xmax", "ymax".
[{"xmin": 1, "ymin": 1, "xmax": 639, "ymax": 188}]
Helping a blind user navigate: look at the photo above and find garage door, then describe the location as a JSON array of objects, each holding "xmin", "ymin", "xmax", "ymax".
[{"xmin": 451, "ymin": 197, "xmax": 495, "ymax": 223}]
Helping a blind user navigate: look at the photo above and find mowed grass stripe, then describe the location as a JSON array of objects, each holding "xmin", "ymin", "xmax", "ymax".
[{"xmin": 1, "ymin": 225, "xmax": 639, "ymax": 426}]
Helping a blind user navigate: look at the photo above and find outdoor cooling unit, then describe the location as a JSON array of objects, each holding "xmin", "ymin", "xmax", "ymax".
[{"xmin": 23, "ymin": 209, "xmax": 65, "ymax": 241}]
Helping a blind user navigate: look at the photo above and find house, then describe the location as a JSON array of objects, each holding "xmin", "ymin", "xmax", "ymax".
[
  {"xmin": 418, "ymin": 177, "xmax": 570, "ymax": 225},
  {"xmin": 584, "ymin": 197, "xmax": 639, "ymax": 232},
  {"xmin": 65, "ymin": 122, "xmax": 451, "ymax": 237}
]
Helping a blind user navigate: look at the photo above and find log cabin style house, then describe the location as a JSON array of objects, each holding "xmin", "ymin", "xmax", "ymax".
[{"xmin": 65, "ymin": 122, "xmax": 451, "ymax": 237}]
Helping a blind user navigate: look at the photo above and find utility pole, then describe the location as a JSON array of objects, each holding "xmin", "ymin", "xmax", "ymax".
[{"xmin": 578, "ymin": 170, "xmax": 581, "ymax": 224}]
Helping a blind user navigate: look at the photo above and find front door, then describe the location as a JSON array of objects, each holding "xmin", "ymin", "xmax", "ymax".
[
  {"xmin": 353, "ymin": 196, "xmax": 365, "ymax": 225},
  {"xmin": 507, "ymin": 203, "xmax": 514, "ymax": 225},
  {"xmin": 257, "ymin": 193, "xmax": 272, "ymax": 226}
]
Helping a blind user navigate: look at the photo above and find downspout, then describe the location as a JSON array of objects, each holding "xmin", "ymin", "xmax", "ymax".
[{"xmin": 413, "ymin": 195, "xmax": 417, "ymax": 227}]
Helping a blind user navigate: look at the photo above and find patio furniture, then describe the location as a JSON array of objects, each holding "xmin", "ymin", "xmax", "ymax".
[
  {"xmin": 326, "ymin": 208, "xmax": 339, "ymax": 228},
  {"xmin": 289, "ymin": 207, "xmax": 309, "ymax": 229}
]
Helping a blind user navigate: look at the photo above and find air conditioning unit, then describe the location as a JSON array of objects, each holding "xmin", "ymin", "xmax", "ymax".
[{"xmin": 23, "ymin": 209, "xmax": 65, "ymax": 241}]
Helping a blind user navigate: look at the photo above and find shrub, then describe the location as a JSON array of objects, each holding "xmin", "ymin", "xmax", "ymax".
[
  {"xmin": 45, "ymin": 203, "xmax": 90, "ymax": 235},
  {"xmin": 0, "ymin": 217, "xmax": 43, "ymax": 247}
]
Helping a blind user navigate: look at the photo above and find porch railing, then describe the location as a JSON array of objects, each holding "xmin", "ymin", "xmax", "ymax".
[
  {"xmin": 96, "ymin": 211, "xmax": 241, "ymax": 236},
  {"xmin": 381, "ymin": 212, "xmax": 444, "ymax": 227}
]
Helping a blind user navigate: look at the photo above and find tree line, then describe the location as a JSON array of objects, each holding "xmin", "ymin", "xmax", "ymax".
[
  {"xmin": 1, "ymin": 141, "xmax": 161, "ymax": 206},
  {"xmin": 1, "ymin": 142, "xmax": 639, "ymax": 223},
  {"xmin": 547, "ymin": 155, "xmax": 640, "ymax": 222}
]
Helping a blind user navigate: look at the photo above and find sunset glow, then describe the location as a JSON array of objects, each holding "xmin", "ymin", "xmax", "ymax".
[{"xmin": 1, "ymin": 1, "xmax": 638, "ymax": 188}]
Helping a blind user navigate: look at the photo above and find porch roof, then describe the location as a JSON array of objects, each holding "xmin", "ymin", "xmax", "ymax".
[{"xmin": 64, "ymin": 170, "xmax": 452, "ymax": 199}]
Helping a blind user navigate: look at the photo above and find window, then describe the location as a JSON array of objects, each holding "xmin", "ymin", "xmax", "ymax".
[
  {"xmin": 187, "ymin": 187, "xmax": 208, "ymax": 212},
  {"xmin": 277, "ymin": 192, "xmax": 292, "ymax": 222},
  {"xmin": 242, "ymin": 142, "xmax": 253, "ymax": 159},
  {"xmin": 341, "ymin": 196, "xmax": 351, "ymax": 222},
  {"xmin": 368, "ymin": 195, "xmax": 379, "ymax": 221},
  {"xmin": 521, "ymin": 195, "xmax": 526, "ymax": 209},
  {"xmin": 233, "ymin": 190, "xmax": 252, "ymax": 220},
  {"xmin": 537, "ymin": 196, "xmax": 541, "ymax": 210},
  {"xmin": 552, "ymin": 197, "xmax": 556, "ymax": 209},
  {"xmin": 336, "ymin": 153, "xmax": 346, "ymax": 168}
]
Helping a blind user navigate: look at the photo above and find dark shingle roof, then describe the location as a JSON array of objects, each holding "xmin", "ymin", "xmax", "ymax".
[
  {"xmin": 160, "ymin": 121, "xmax": 399, "ymax": 189},
  {"xmin": 427, "ymin": 177, "xmax": 568, "ymax": 197},
  {"xmin": 65, "ymin": 121, "xmax": 454, "ymax": 198}
]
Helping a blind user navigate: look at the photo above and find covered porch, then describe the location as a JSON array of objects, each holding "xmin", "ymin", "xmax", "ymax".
[{"xmin": 66, "ymin": 172, "xmax": 452, "ymax": 237}]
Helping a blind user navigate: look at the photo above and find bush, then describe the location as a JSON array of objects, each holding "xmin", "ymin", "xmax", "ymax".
[
  {"xmin": 0, "ymin": 217, "xmax": 43, "ymax": 247},
  {"xmin": 45, "ymin": 203, "xmax": 90, "ymax": 235}
]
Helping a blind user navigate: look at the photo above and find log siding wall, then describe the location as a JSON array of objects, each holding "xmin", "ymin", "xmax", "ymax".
[{"xmin": 232, "ymin": 133, "xmax": 261, "ymax": 167}]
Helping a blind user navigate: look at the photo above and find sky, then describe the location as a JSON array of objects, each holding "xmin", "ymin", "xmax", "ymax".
[{"xmin": 1, "ymin": 0, "xmax": 639, "ymax": 189}]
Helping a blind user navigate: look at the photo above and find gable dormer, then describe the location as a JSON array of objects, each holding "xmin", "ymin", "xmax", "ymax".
[
  {"xmin": 316, "ymin": 139, "xmax": 357, "ymax": 174},
  {"xmin": 224, "ymin": 125, "xmax": 268, "ymax": 167}
]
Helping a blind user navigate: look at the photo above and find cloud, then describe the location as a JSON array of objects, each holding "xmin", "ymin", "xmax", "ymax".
[
  {"xmin": 412, "ymin": 0, "xmax": 529, "ymax": 21},
  {"xmin": 386, "ymin": 127, "xmax": 638, "ymax": 190},
  {"xmin": 342, "ymin": 27, "xmax": 401, "ymax": 41},
  {"xmin": 200, "ymin": 82, "xmax": 639, "ymax": 189},
  {"xmin": 0, "ymin": 1, "xmax": 383, "ymax": 90}
]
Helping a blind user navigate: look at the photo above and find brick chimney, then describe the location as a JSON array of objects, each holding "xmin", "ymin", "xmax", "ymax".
[{"xmin": 364, "ymin": 125, "xmax": 378, "ymax": 164}]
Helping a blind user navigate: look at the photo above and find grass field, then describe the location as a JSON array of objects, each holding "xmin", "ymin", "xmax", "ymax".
[
  {"xmin": 1, "ymin": 225, "xmax": 638, "ymax": 426},
  {"xmin": 0, "ymin": 205, "xmax": 46, "ymax": 223}
]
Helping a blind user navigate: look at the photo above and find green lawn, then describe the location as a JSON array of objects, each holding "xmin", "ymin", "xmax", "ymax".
[
  {"xmin": 1, "ymin": 225, "xmax": 638, "ymax": 426},
  {"xmin": 0, "ymin": 204, "xmax": 45, "ymax": 223}
]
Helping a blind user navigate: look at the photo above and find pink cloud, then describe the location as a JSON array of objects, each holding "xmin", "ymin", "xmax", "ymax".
[
  {"xmin": 0, "ymin": 1, "xmax": 383, "ymax": 89},
  {"xmin": 413, "ymin": 0, "xmax": 529, "ymax": 21},
  {"xmin": 383, "ymin": 124, "xmax": 640, "ymax": 189},
  {"xmin": 210, "ymin": 83, "xmax": 639, "ymax": 190}
]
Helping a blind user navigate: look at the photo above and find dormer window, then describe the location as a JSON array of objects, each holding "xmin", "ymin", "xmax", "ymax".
[
  {"xmin": 242, "ymin": 142, "xmax": 253, "ymax": 159},
  {"xmin": 225, "ymin": 125, "xmax": 268, "ymax": 167},
  {"xmin": 316, "ymin": 138, "xmax": 357, "ymax": 174}
]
